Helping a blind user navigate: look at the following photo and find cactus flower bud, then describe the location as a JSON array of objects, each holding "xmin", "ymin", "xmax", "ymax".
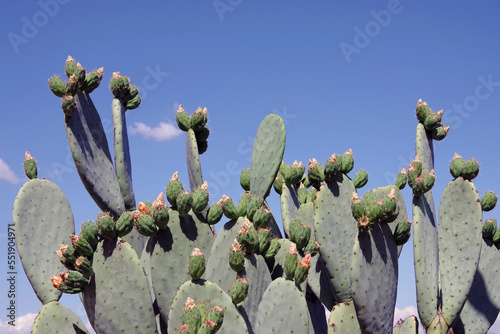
[
  {"xmin": 252, "ymin": 206, "xmax": 271, "ymax": 229},
  {"xmin": 69, "ymin": 234, "xmax": 93, "ymax": 257},
  {"xmin": 190, "ymin": 107, "xmax": 208, "ymax": 131},
  {"xmin": 132, "ymin": 210, "xmax": 158, "ymax": 236},
  {"xmin": 48, "ymin": 75, "xmax": 66, "ymax": 97},
  {"xmin": 237, "ymin": 218, "xmax": 258, "ymax": 253},
  {"xmin": 239, "ymin": 168, "xmax": 251, "ymax": 191},
  {"xmin": 284, "ymin": 243, "xmax": 299, "ymax": 280},
  {"xmin": 341, "ymin": 149, "xmax": 355, "ymax": 174},
  {"xmin": 219, "ymin": 195, "xmax": 239, "ymax": 220},
  {"xmin": 116, "ymin": 211, "xmax": 135, "ymax": 236},
  {"xmin": 294, "ymin": 253, "xmax": 311, "ymax": 285},
  {"xmin": 236, "ymin": 192, "xmax": 251, "ymax": 217},
  {"xmin": 462, "ymin": 158, "xmax": 480, "ymax": 180},
  {"xmin": 449, "ymin": 153, "xmax": 465, "ymax": 179},
  {"xmin": 176, "ymin": 105, "xmax": 191, "ymax": 131},
  {"xmin": 176, "ymin": 190, "xmax": 193, "ymax": 217},
  {"xmin": 74, "ymin": 255, "xmax": 94, "ymax": 276},
  {"xmin": 263, "ymin": 238, "xmax": 281, "ymax": 259},
  {"xmin": 395, "ymin": 167, "xmax": 407, "ymax": 190},
  {"xmin": 61, "ymin": 95, "xmax": 76, "ymax": 116},
  {"xmin": 256, "ymin": 228, "xmax": 271, "ymax": 254},
  {"xmin": 166, "ymin": 171, "xmax": 184, "ymax": 207},
  {"xmin": 206, "ymin": 306, "xmax": 224, "ymax": 331},
  {"xmin": 308, "ymin": 158, "xmax": 325, "ymax": 183},
  {"xmin": 481, "ymin": 191, "xmax": 498, "ymax": 212},
  {"xmin": 231, "ymin": 278, "xmax": 249, "ymax": 305},
  {"xmin": 393, "ymin": 218, "xmax": 412, "ymax": 246},
  {"xmin": 424, "ymin": 112, "xmax": 441, "ymax": 131},
  {"xmin": 65, "ymin": 74, "xmax": 78, "ymax": 96},
  {"xmin": 229, "ymin": 239, "xmax": 245, "ymax": 273},
  {"xmin": 188, "ymin": 248, "xmax": 205, "ymax": 280},
  {"xmin": 206, "ymin": 202, "xmax": 223, "ymax": 225},
  {"xmin": 192, "ymin": 182, "xmax": 209, "ymax": 213},
  {"xmin": 483, "ymin": 219, "xmax": 497, "ymax": 240},
  {"xmin": 415, "ymin": 99, "xmax": 431, "ymax": 123},
  {"xmin": 353, "ymin": 169, "xmax": 369, "ymax": 189},
  {"xmin": 303, "ymin": 240, "xmax": 321, "ymax": 256},
  {"xmin": 431, "ymin": 124, "xmax": 449, "ymax": 141},
  {"xmin": 65, "ymin": 55, "xmax": 77, "ymax": 77},
  {"xmin": 297, "ymin": 183, "xmax": 307, "ymax": 205},
  {"xmin": 81, "ymin": 67, "xmax": 104, "ymax": 93},
  {"xmin": 246, "ymin": 195, "xmax": 264, "ymax": 221},
  {"xmin": 24, "ymin": 151, "xmax": 37, "ymax": 179},
  {"xmin": 96, "ymin": 212, "xmax": 116, "ymax": 240},
  {"xmin": 273, "ymin": 173, "xmax": 284, "ymax": 195},
  {"xmin": 80, "ymin": 220, "xmax": 98, "ymax": 247},
  {"xmin": 181, "ymin": 297, "xmax": 201, "ymax": 330}
]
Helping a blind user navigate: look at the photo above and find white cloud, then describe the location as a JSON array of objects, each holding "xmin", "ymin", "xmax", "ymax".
[
  {"xmin": 129, "ymin": 122, "xmax": 182, "ymax": 142},
  {"xmin": 0, "ymin": 159, "xmax": 20, "ymax": 184},
  {"xmin": 0, "ymin": 313, "xmax": 36, "ymax": 333}
]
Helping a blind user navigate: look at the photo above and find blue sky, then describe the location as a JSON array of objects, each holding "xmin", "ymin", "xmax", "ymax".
[{"xmin": 1, "ymin": 1, "xmax": 500, "ymax": 333}]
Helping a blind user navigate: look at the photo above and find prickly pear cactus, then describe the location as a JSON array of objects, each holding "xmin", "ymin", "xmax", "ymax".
[{"xmin": 15, "ymin": 58, "xmax": 500, "ymax": 334}]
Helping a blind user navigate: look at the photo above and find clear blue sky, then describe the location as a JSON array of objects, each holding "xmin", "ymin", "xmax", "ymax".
[{"xmin": 1, "ymin": 1, "xmax": 500, "ymax": 333}]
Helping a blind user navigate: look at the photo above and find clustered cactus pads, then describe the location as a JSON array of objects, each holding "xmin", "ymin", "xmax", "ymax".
[{"xmin": 12, "ymin": 57, "xmax": 500, "ymax": 334}]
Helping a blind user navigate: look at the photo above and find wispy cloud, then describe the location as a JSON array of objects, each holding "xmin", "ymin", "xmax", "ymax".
[
  {"xmin": 0, "ymin": 313, "xmax": 36, "ymax": 333},
  {"xmin": 0, "ymin": 158, "xmax": 20, "ymax": 184},
  {"xmin": 129, "ymin": 122, "xmax": 182, "ymax": 142}
]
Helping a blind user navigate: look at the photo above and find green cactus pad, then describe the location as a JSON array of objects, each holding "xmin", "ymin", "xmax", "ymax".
[
  {"xmin": 13, "ymin": 179, "xmax": 75, "ymax": 304},
  {"xmin": 112, "ymin": 97, "xmax": 136, "ymax": 211},
  {"xmin": 350, "ymin": 223, "xmax": 398, "ymax": 334},
  {"xmin": 81, "ymin": 239, "xmax": 157, "ymax": 333},
  {"xmin": 255, "ymin": 277, "xmax": 309, "ymax": 333},
  {"xmin": 187, "ymin": 128, "xmax": 204, "ymax": 192},
  {"xmin": 249, "ymin": 114, "xmax": 286, "ymax": 199},
  {"xmin": 452, "ymin": 239, "xmax": 500, "ymax": 334},
  {"xmin": 168, "ymin": 279, "xmax": 248, "ymax": 333},
  {"xmin": 205, "ymin": 218, "xmax": 244, "ymax": 293},
  {"xmin": 438, "ymin": 177, "xmax": 483, "ymax": 326},
  {"xmin": 327, "ymin": 301, "xmax": 361, "ymax": 334},
  {"xmin": 149, "ymin": 210, "xmax": 215, "ymax": 324},
  {"xmin": 31, "ymin": 301, "xmax": 89, "ymax": 334},
  {"xmin": 314, "ymin": 174, "xmax": 358, "ymax": 303},
  {"xmin": 280, "ymin": 184, "xmax": 300, "ymax": 237},
  {"xmin": 66, "ymin": 92, "xmax": 125, "ymax": 217},
  {"xmin": 393, "ymin": 316, "xmax": 419, "ymax": 334},
  {"xmin": 413, "ymin": 122, "xmax": 439, "ymax": 328}
]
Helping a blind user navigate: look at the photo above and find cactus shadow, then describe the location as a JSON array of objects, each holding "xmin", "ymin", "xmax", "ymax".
[
  {"xmin": 72, "ymin": 323, "xmax": 89, "ymax": 334},
  {"xmin": 155, "ymin": 228, "xmax": 174, "ymax": 252},
  {"xmin": 180, "ymin": 215, "xmax": 199, "ymax": 242}
]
